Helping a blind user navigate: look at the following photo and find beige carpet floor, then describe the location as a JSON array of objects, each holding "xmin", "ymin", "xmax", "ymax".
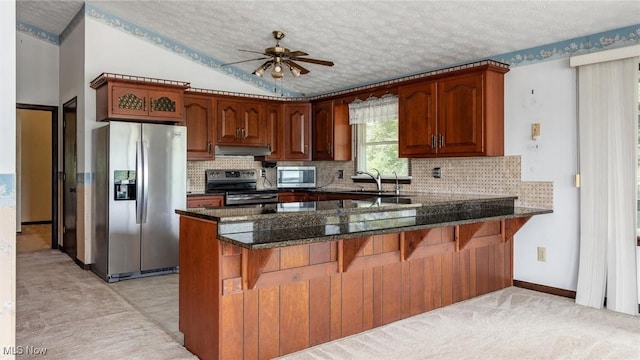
[{"xmin": 15, "ymin": 225, "xmax": 640, "ymax": 359}]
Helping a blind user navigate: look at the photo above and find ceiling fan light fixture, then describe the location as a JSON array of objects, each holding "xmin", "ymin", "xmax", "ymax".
[
  {"xmin": 253, "ymin": 64, "xmax": 266, "ymax": 77},
  {"xmin": 271, "ymin": 68, "xmax": 284, "ymax": 79},
  {"xmin": 289, "ymin": 66, "xmax": 301, "ymax": 77}
]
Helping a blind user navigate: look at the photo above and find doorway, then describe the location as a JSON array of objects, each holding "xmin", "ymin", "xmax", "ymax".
[
  {"xmin": 15, "ymin": 104, "xmax": 58, "ymax": 249},
  {"xmin": 62, "ymin": 98, "xmax": 77, "ymax": 260}
]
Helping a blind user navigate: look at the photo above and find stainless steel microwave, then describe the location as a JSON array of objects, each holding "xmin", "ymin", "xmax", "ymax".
[{"xmin": 276, "ymin": 166, "xmax": 316, "ymax": 188}]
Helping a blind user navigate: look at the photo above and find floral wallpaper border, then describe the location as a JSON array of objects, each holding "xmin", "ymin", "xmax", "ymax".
[
  {"xmin": 494, "ymin": 24, "xmax": 640, "ymax": 66},
  {"xmin": 0, "ymin": 174, "xmax": 15, "ymax": 209},
  {"xmin": 16, "ymin": 21, "xmax": 59, "ymax": 45},
  {"xmin": 15, "ymin": 5, "xmax": 640, "ymax": 96}
]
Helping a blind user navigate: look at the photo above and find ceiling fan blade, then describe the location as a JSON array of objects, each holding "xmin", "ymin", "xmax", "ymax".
[
  {"xmin": 220, "ymin": 57, "xmax": 269, "ymax": 66},
  {"xmin": 286, "ymin": 50, "xmax": 309, "ymax": 57},
  {"xmin": 239, "ymin": 49, "xmax": 269, "ymax": 56},
  {"xmin": 290, "ymin": 57, "xmax": 334, "ymax": 67},
  {"xmin": 286, "ymin": 60, "xmax": 310, "ymax": 74}
]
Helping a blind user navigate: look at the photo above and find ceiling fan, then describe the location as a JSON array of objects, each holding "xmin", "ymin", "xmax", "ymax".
[{"xmin": 221, "ymin": 30, "xmax": 334, "ymax": 79}]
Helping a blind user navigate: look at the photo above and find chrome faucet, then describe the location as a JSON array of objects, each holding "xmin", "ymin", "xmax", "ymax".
[
  {"xmin": 393, "ymin": 171, "xmax": 401, "ymax": 195},
  {"xmin": 357, "ymin": 168, "xmax": 382, "ymax": 192}
]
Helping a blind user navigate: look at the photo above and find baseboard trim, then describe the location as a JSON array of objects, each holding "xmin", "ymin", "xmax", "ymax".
[
  {"xmin": 21, "ymin": 220, "xmax": 53, "ymax": 225},
  {"xmin": 513, "ymin": 280, "xmax": 576, "ymax": 299},
  {"xmin": 74, "ymin": 257, "xmax": 91, "ymax": 271}
]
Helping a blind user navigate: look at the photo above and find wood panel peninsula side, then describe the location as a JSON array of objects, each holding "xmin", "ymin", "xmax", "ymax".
[{"xmin": 175, "ymin": 194, "xmax": 551, "ymax": 360}]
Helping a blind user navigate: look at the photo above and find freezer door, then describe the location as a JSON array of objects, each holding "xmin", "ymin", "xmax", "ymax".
[
  {"xmin": 107, "ymin": 122, "xmax": 142, "ymax": 275},
  {"xmin": 140, "ymin": 123, "xmax": 186, "ymax": 271}
]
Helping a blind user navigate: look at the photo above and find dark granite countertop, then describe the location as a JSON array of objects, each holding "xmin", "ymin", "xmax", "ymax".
[
  {"xmin": 176, "ymin": 193, "xmax": 552, "ymax": 249},
  {"xmin": 216, "ymin": 206, "xmax": 551, "ymax": 249}
]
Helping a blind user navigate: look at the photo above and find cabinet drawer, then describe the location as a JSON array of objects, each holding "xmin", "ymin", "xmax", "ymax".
[{"xmin": 187, "ymin": 195, "xmax": 224, "ymax": 208}]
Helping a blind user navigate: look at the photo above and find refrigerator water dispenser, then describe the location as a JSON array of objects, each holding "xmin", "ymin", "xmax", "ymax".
[{"xmin": 114, "ymin": 170, "xmax": 136, "ymax": 201}]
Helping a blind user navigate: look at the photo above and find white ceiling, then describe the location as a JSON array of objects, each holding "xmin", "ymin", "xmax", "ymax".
[{"xmin": 16, "ymin": 0, "xmax": 640, "ymax": 96}]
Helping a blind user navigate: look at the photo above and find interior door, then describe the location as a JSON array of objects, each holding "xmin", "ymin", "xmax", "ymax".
[{"xmin": 62, "ymin": 98, "xmax": 77, "ymax": 259}]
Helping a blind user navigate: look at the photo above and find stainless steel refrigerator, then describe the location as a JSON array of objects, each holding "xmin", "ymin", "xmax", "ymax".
[{"xmin": 92, "ymin": 121, "xmax": 186, "ymax": 282}]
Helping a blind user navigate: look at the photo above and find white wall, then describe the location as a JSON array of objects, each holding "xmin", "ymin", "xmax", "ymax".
[
  {"xmin": 16, "ymin": 32, "xmax": 59, "ymax": 106},
  {"xmin": 505, "ymin": 58, "xmax": 580, "ymax": 291},
  {"xmin": 0, "ymin": 0, "xmax": 17, "ymax": 353}
]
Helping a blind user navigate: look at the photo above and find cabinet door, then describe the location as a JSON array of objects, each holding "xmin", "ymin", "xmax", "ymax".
[
  {"xmin": 437, "ymin": 73, "xmax": 484, "ymax": 155},
  {"xmin": 148, "ymin": 88, "xmax": 183, "ymax": 120},
  {"xmin": 184, "ymin": 95, "xmax": 215, "ymax": 160},
  {"xmin": 111, "ymin": 85, "xmax": 149, "ymax": 118},
  {"xmin": 398, "ymin": 81, "xmax": 437, "ymax": 157},
  {"xmin": 332, "ymin": 102, "xmax": 352, "ymax": 161},
  {"xmin": 217, "ymin": 100, "xmax": 242, "ymax": 144},
  {"xmin": 284, "ymin": 103, "xmax": 311, "ymax": 160},
  {"xmin": 264, "ymin": 104, "xmax": 284, "ymax": 160},
  {"xmin": 241, "ymin": 101, "xmax": 266, "ymax": 145},
  {"xmin": 312, "ymin": 100, "xmax": 334, "ymax": 160}
]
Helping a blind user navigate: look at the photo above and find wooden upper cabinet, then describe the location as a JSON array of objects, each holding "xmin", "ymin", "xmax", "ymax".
[
  {"xmin": 312, "ymin": 100, "xmax": 351, "ymax": 161},
  {"xmin": 398, "ymin": 81, "xmax": 437, "ymax": 157},
  {"xmin": 437, "ymin": 73, "xmax": 484, "ymax": 155},
  {"xmin": 264, "ymin": 103, "xmax": 311, "ymax": 161},
  {"xmin": 216, "ymin": 99, "xmax": 267, "ymax": 146},
  {"xmin": 283, "ymin": 103, "xmax": 311, "ymax": 160},
  {"xmin": 398, "ymin": 66, "xmax": 506, "ymax": 158},
  {"xmin": 183, "ymin": 94, "xmax": 215, "ymax": 160},
  {"xmin": 241, "ymin": 101, "xmax": 265, "ymax": 145},
  {"xmin": 91, "ymin": 74, "xmax": 188, "ymax": 123},
  {"xmin": 312, "ymin": 100, "xmax": 333, "ymax": 160},
  {"xmin": 264, "ymin": 104, "xmax": 284, "ymax": 160}
]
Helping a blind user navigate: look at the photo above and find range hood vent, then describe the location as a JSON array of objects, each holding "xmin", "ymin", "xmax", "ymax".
[{"xmin": 214, "ymin": 145, "xmax": 272, "ymax": 157}]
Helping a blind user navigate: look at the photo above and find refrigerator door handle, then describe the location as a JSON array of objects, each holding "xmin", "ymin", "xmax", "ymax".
[
  {"xmin": 136, "ymin": 141, "xmax": 144, "ymax": 224},
  {"xmin": 141, "ymin": 140, "xmax": 150, "ymax": 223}
]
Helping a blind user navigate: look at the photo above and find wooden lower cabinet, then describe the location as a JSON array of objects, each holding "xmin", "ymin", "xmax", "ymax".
[
  {"xmin": 178, "ymin": 217, "xmax": 524, "ymax": 360},
  {"xmin": 277, "ymin": 192, "xmax": 309, "ymax": 203}
]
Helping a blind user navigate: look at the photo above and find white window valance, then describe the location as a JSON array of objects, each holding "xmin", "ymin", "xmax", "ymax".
[{"xmin": 348, "ymin": 93, "xmax": 398, "ymax": 125}]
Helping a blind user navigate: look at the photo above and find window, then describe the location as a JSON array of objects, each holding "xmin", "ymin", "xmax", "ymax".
[
  {"xmin": 349, "ymin": 94, "xmax": 409, "ymax": 178},
  {"xmin": 354, "ymin": 120, "xmax": 408, "ymax": 176}
]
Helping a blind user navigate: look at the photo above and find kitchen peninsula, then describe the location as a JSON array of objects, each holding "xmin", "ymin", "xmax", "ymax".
[{"xmin": 175, "ymin": 193, "xmax": 551, "ymax": 360}]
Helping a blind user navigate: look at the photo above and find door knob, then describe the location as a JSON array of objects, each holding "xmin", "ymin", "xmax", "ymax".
[{"xmin": 69, "ymin": 188, "xmax": 76, "ymax": 193}]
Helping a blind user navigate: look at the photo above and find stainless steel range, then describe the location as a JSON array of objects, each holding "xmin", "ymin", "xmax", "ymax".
[{"xmin": 205, "ymin": 169, "xmax": 278, "ymax": 206}]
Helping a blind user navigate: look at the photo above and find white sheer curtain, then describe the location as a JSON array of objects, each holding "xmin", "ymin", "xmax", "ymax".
[
  {"xmin": 575, "ymin": 56, "xmax": 639, "ymax": 315},
  {"xmin": 348, "ymin": 94, "xmax": 398, "ymax": 125}
]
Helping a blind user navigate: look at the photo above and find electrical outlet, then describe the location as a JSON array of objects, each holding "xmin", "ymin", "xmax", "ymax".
[
  {"xmin": 260, "ymin": 168, "xmax": 266, "ymax": 177},
  {"xmin": 337, "ymin": 170, "xmax": 344, "ymax": 179},
  {"xmin": 432, "ymin": 167, "xmax": 441, "ymax": 178},
  {"xmin": 537, "ymin": 246, "xmax": 547, "ymax": 262}
]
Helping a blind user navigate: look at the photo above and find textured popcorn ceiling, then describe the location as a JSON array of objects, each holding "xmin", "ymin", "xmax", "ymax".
[{"xmin": 17, "ymin": 0, "xmax": 640, "ymax": 96}]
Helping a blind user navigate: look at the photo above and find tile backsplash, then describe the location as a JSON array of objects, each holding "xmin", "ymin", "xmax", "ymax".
[{"xmin": 187, "ymin": 155, "xmax": 553, "ymax": 209}]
